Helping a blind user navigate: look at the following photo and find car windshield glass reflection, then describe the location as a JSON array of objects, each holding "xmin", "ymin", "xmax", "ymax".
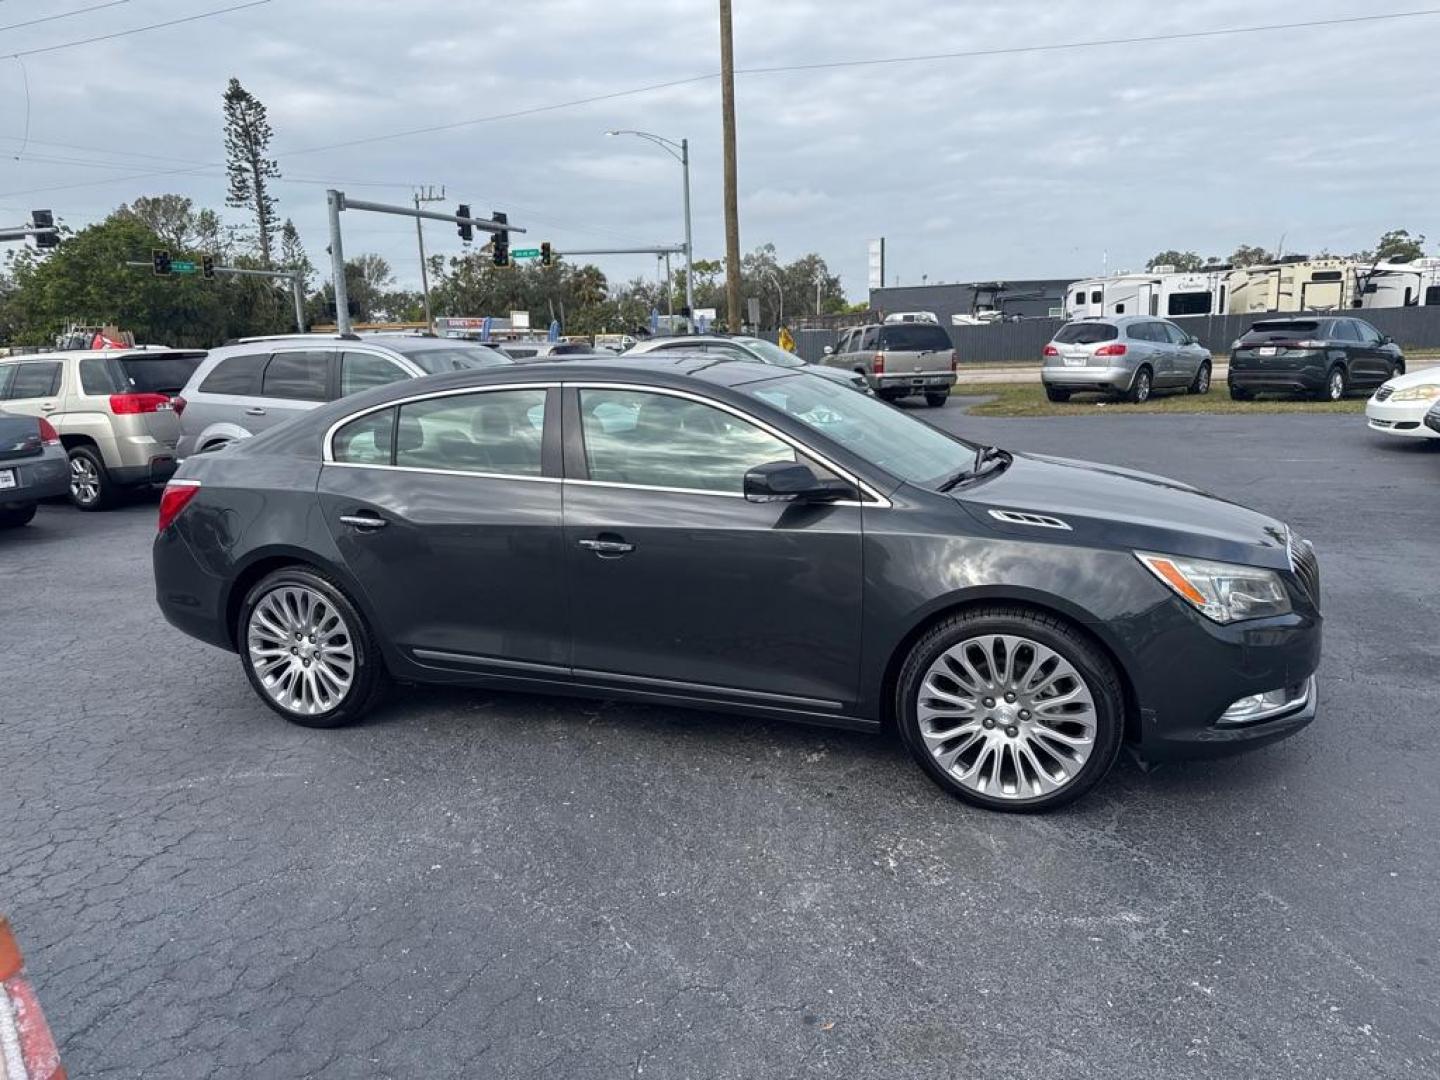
[{"xmin": 745, "ymin": 374, "xmax": 977, "ymax": 489}]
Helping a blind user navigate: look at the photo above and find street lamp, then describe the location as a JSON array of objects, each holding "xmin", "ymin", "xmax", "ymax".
[{"xmin": 606, "ymin": 129, "xmax": 694, "ymax": 322}]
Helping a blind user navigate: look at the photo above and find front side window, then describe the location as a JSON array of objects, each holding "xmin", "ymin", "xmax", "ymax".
[
  {"xmin": 198, "ymin": 353, "xmax": 267, "ymax": 395},
  {"xmin": 341, "ymin": 352, "xmax": 408, "ymax": 397},
  {"xmin": 579, "ymin": 388, "xmax": 795, "ymax": 495},
  {"xmin": 1164, "ymin": 323, "xmax": 1191, "ymax": 346},
  {"xmin": 395, "ymin": 389, "xmax": 546, "ymax": 477},
  {"xmin": 1353, "ymin": 320, "xmax": 1382, "ymax": 344},
  {"xmin": 6, "ymin": 362, "xmax": 61, "ymax": 399},
  {"xmin": 262, "ymin": 351, "xmax": 331, "ymax": 401}
]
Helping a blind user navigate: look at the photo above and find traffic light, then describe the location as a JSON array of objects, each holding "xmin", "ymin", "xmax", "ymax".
[
  {"xmin": 540, "ymin": 241, "xmax": 552, "ymax": 267},
  {"xmin": 201, "ymin": 253, "xmax": 216, "ymax": 280},
  {"xmin": 31, "ymin": 210, "xmax": 58, "ymax": 249},
  {"xmin": 491, "ymin": 210, "xmax": 509, "ymax": 267},
  {"xmin": 152, "ymin": 249, "xmax": 171, "ymax": 276},
  {"xmin": 456, "ymin": 204, "xmax": 472, "ymax": 242}
]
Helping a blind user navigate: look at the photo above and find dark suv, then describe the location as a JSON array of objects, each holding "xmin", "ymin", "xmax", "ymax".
[{"xmin": 1229, "ymin": 316, "xmax": 1404, "ymax": 401}]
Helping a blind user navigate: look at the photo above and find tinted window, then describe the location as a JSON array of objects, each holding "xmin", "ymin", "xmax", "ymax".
[
  {"xmin": 199, "ymin": 353, "xmax": 267, "ymax": 395},
  {"xmin": 116, "ymin": 354, "xmax": 203, "ymax": 394},
  {"xmin": 1243, "ymin": 320, "xmax": 1319, "ymax": 340},
  {"xmin": 1054, "ymin": 323, "xmax": 1119, "ymax": 344},
  {"xmin": 1074, "ymin": 291, "xmax": 1085, "ymax": 306},
  {"xmin": 877, "ymin": 324, "xmax": 951, "ymax": 352},
  {"xmin": 502, "ymin": 346, "xmax": 540, "ymax": 360},
  {"xmin": 579, "ymin": 388, "xmax": 793, "ymax": 495},
  {"xmin": 743, "ymin": 374, "xmax": 977, "ymax": 490},
  {"xmin": 262, "ymin": 351, "xmax": 331, "ymax": 401},
  {"xmin": 1353, "ymin": 320, "xmax": 1383, "ymax": 344},
  {"xmin": 550, "ymin": 343, "xmax": 593, "ymax": 356},
  {"xmin": 80, "ymin": 357, "xmax": 121, "ymax": 395},
  {"xmin": 341, "ymin": 352, "xmax": 408, "ymax": 397},
  {"xmin": 1163, "ymin": 323, "xmax": 1191, "ymax": 345},
  {"xmin": 7, "ymin": 362, "xmax": 61, "ymax": 399},
  {"xmin": 1090, "ymin": 290, "xmax": 1103, "ymax": 304},
  {"xmin": 1126, "ymin": 323, "xmax": 1158, "ymax": 342},
  {"xmin": 333, "ymin": 408, "xmax": 395, "ymax": 466},
  {"xmin": 1168, "ymin": 291, "xmax": 1213, "ymax": 316},
  {"xmin": 0, "ymin": 365, "xmax": 14, "ymax": 398},
  {"xmin": 1426, "ymin": 285, "xmax": 1440, "ymax": 306},
  {"xmin": 395, "ymin": 389, "xmax": 546, "ymax": 477},
  {"xmin": 1311, "ymin": 270, "xmax": 1344, "ymax": 282},
  {"xmin": 1330, "ymin": 320, "xmax": 1359, "ymax": 342},
  {"xmin": 387, "ymin": 343, "xmax": 513, "ymax": 372}
]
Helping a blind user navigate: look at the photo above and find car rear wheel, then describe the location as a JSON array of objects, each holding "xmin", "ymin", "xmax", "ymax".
[
  {"xmin": 239, "ymin": 567, "xmax": 390, "ymax": 728},
  {"xmin": 1044, "ymin": 386, "xmax": 1071, "ymax": 403},
  {"xmin": 1126, "ymin": 367, "xmax": 1153, "ymax": 404},
  {"xmin": 925, "ymin": 392, "xmax": 949, "ymax": 407},
  {"xmin": 0, "ymin": 504, "xmax": 37, "ymax": 528},
  {"xmin": 1229, "ymin": 385, "xmax": 1253, "ymax": 401},
  {"xmin": 1189, "ymin": 361, "xmax": 1212, "ymax": 395},
  {"xmin": 896, "ymin": 607, "xmax": 1124, "ymax": 813},
  {"xmin": 1320, "ymin": 365, "xmax": 1346, "ymax": 402},
  {"xmin": 68, "ymin": 446, "xmax": 113, "ymax": 511}
]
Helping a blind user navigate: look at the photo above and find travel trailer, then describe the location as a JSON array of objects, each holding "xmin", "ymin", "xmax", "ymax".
[
  {"xmin": 1355, "ymin": 258, "xmax": 1440, "ymax": 309},
  {"xmin": 1063, "ymin": 268, "xmax": 1230, "ymax": 320},
  {"xmin": 1225, "ymin": 258, "xmax": 1356, "ymax": 314}
]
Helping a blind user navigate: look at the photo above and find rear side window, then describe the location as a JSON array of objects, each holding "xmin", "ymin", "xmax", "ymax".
[
  {"xmin": 116, "ymin": 354, "xmax": 203, "ymax": 394},
  {"xmin": 80, "ymin": 357, "xmax": 122, "ymax": 395},
  {"xmin": 1054, "ymin": 323, "xmax": 1119, "ymax": 345},
  {"xmin": 1330, "ymin": 320, "xmax": 1359, "ymax": 343},
  {"xmin": 394, "ymin": 389, "xmax": 547, "ymax": 477},
  {"xmin": 199, "ymin": 353, "xmax": 268, "ymax": 395},
  {"xmin": 341, "ymin": 352, "xmax": 408, "ymax": 397},
  {"xmin": 262, "ymin": 351, "xmax": 331, "ymax": 401},
  {"xmin": 0, "ymin": 365, "xmax": 15, "ymax": 398},
  {"xmin": 332, "ymin": 408, "xmax": 396, "ymax": 466},
  {"xmin": 878, "ymin": 324, "xmax": 952, "ymax": 352},
  {"xmin": 1126, "ymin": 323, "xmax": 1157, "ymax": 342},
  {"xmin": 5, "ymin": 361, "xmax": 61, "ymax": 399}
]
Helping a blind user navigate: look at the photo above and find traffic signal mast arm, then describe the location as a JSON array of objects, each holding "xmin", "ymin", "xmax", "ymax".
[{"xmin": 334, "ymin": 194, "xmax": 522, "ymax": 236}]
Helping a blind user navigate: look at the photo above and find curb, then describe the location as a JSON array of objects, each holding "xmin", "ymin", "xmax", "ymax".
[{"xmin": 0, "ymin": 918, "xmax": 65, "ymax": 1080}]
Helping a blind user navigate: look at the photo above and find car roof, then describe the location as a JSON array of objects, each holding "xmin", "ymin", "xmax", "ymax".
[
  {"xmin": 1071, "ymin": 315, "xmax": 1166, "ymax": 325},
  {"xmin": 1, "ymin": 347, "xmax": 205, "ymax": 362}
]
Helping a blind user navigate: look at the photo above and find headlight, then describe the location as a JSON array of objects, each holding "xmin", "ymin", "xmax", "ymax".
[
  {"xmin": 1136, "ymin": 552, "xmax": 1292, "ymax": 624},
  {"xmin": 1390, "ymin": 383, "xmax": 1440, "ymax": 402}
]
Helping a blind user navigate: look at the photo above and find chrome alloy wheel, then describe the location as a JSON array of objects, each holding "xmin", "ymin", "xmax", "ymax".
[
  {"xmin": 70, "ymin": 455, "xmax": 99, "ymax": 504},
  {"xmin": 246, "ymin": 585, "xmax": 356, "ymax": 715},
  {"xmin": 1327, "ymin": 369, "xmax": 1345, "ymax": 401},
  {"xmin": 915, "ymin": 634, "xmax": 1098, "ymax": 800}
]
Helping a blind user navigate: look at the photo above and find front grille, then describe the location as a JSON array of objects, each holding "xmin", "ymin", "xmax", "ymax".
[
  {"xmin": 1374, "ymin": 385, "xmax": 1394, "ymax": 401},
  {"xmin": 1289, "ymin": 534, "xmax": 1321, "ymax": 609}
]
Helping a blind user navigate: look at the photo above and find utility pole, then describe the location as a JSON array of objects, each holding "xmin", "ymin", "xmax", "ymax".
[
  {"xmin": 664, "ymin": 252, "xmax": 674, "ymax": 318},
  {"xmin": 414, "ymin": 185, "xmax": 445, "ymax": 332},
  {"xmin": 718, "ymin": 0, "xmax": 742, "ymax": 332}
]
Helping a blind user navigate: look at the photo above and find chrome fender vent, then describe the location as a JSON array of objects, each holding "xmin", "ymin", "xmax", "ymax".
[{"xmin": 988, "ymin": 509, "xmax": 1072, "ymax": 531}]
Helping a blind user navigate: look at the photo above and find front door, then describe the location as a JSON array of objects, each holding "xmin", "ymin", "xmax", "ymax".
[
  {"xmin": 317, "ymin": 385, "xmax": 570, "ymax": 674},
  {"xmin": 563, "ymin": 385, "xmax": 863, "ymax": 710}
]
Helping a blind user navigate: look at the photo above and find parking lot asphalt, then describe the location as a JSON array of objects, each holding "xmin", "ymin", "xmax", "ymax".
[{"xmin": 2, "ymin": 410, "xmax": 1438, "ymax": 1079}]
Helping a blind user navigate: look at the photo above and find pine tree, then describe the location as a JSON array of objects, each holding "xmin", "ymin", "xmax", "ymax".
[
  {"xmin": 222, "ymin": 78, "xmax": 281, "ymax": 267},
  {"xmin": 279, "ymin": 218, "xmax": 312, "ymax": 287}
]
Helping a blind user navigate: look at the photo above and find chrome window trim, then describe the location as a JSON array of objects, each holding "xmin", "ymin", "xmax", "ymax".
[
  {"xmin": 568, "ymin": 381, "xmax": 891, "ymax": 507},
  {"xmin": 325, "ymin": 461, "xmax": 559, "ymax": 484}
]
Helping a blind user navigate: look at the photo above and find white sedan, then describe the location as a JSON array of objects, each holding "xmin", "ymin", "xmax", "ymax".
[{"xmin": 1366, "ymin": 367, "xmax": 1440, "ymax": 440}]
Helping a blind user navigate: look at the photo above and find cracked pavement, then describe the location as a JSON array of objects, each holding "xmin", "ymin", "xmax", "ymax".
[{"xmin": 2, "ymin": 410, "xmax": 1438, "ymax": 1078}]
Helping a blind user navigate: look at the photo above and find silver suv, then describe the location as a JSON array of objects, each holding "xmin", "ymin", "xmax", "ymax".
[
  {"xmin": 1042, "ymin": 316, "xmax": 1212, "ymax": 403},
  {"xmin": 175, "ymin": 333, "xmax": 513, "ymax": 458},
  {"xmin": 820, "ymin": 322, "xmax": 957, "ymax": 406},
  {"xmin": 0, "ymin": 347, "xmax": 204, "ymax": 510},
  {"xmin": 624, "ymin": 334, "xmax": 869, "ymax": 392}
]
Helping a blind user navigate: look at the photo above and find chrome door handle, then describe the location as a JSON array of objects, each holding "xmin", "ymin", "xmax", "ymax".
[
  {"xmin": 244, "ymin": 407, "xmax": 267, "ymax": 416},
  {"xmin": 578, "ymin": 538, "xmax": 634, "ymax": 555},
  {"xmin": 39, "ymin": 403, "xmax": 56, "ymax": 412},
  {"xmin": 340, "ymin": 514, "xmax": 388, "ymax": 530}
]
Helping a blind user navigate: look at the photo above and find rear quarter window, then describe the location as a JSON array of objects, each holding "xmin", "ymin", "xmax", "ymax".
[
  {"xmin": 877, "ymin": 325, "xmax": 952, "ymax": 352},
  {"xmin": 199, "ymin": 353, "xmax": 268, "ymax": 395},
  {"xmin": 1054, "ymin": 323, "xmax": 1119, "ymax": 345},
  {"xmin": 261, "ymin": 351, "xmax": 331, "ymax": 401}
]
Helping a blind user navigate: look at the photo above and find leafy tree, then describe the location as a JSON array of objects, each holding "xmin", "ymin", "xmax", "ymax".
[
  {"xmin": 1146, "ymin": 250, "xmax": 1204, "ymax": 272},
  {"xmin": 115, "ymin": 195, "xmax": 206, "ymax": 251},
  {"xmin": 223, "ymin": 78, "xmax": 281, "ymax": 267},
  {"xmin": 1371, "ymin": 228, "xmax": 1427, "ymax": 263},
  {"xmin": 1227, "ymin": 244, "xmax": 1272, "ymax": 268}
]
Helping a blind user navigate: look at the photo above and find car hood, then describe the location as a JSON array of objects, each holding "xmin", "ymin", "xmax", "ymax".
[
  {"xmin": 954, "ymin": 451, "xmax": 1292, "ymax": 569},
  {"xmin": 804, "ymin": 364, "xmax": 869, "ymax": 390}
]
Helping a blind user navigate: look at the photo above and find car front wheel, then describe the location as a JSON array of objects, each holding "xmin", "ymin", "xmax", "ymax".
[
  {"xmin": 896, "ymin": 606, "xmax": 1124, "ymax": 812},
  {"xmin": 239, "ymin": 567, "xmax": 390, "ymax": 728}
]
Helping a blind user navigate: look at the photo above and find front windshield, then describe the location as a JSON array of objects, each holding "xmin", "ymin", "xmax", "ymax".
[
  {"xmin": 385, "ymin": 341, "xmax": 514, "ymax": 372},
  {"xmin": 737, "ymin": 337, "xmax": 807, "ymax": 368},
  {"xmin": 743, "ymin": 373, "xmax": 979, "ymax": 488}
]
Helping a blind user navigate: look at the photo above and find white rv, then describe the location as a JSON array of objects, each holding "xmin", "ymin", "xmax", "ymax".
[
  {"xmin": 1225, "ymin": 258, "xmax": 1357, "ymax": 314},
  {"xmin": 1063, "ymin": 268, "xmax": 1230, "ymax": 320},
  {"xmin": 1356, "ymin": 258, "xmax": 1440, "ymax": 309}
]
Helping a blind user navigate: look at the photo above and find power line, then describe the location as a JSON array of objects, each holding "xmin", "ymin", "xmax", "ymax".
[
  {"xmin": 4, "ymin": 0, "xmax": 271, "ymax": 59},
  {"xmin": 0, "ymin": 0, "xmax": 134, "ymax": 35}
]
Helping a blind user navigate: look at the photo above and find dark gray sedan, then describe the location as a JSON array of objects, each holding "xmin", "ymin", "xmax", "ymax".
[
  {"xmin": 153, "ymin": 356, "xmax": 1322, "ymax": 812},
  {"xmin": 0, "ymin": 407, "xmax": 70, "ymax": 527}
]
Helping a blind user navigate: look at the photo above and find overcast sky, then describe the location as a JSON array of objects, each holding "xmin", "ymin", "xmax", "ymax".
[{"xmin": 3, "ymin": 0, "xmax": 1438, "ymax": 300}]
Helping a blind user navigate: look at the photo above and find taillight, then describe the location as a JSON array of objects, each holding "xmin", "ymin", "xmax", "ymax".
[
  {"xmin": 873, "ymin": 352, "xmax": 886, "ymax": 374},
  {"xmin": 157, "ymin": 480, "xmax": 200, "ymax": 533},
  {"xmin": 110, "ymin": 392, "xmax": 172, "ymax": 415},
  {"xmin": 37, "ymin": 418, "xmax": 60, "ymax": 446},
  {"xmin": 1295, "ymin": 340, "xmax": 1326, "ymax": 349},
  {"xmin": 171, "ymin": 394, "xmax": 187, "ymax": 417},
  {"xmin": 1043, "ymin": 344, "xmax": 1060, "ymax": 357},
  {"xmin": 1094, "ymin": 343, "xmax": 1128, "ymax": 357},
  {"xmin": 950, "ymin": 349, "xmax": 959, "ymax": 372}
]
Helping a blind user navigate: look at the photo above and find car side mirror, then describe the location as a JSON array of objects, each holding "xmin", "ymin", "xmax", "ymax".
[
  {"xmin": 822, "ymin": 345, "xmax": 834, "ymax": 356},
  {"xmin": 1382, "ymin": 335, "xmax": 1394, "ymax": 345},
  {"xmin": 744, "ymin": 461, "xmax": 842, "ymax": 503}
]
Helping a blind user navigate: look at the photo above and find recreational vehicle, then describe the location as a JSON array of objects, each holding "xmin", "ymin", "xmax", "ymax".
[
  {"xmin": 1063, "ymin": 269, "xmax": 1230, "ymax": 320},
  {"xmin": 1225, "ymin": 258, "xmax": 1356, "ymax": 314},
  {"xmin": 1356, "ymin": 258, "xmax": 1440, "ymax": 309}
]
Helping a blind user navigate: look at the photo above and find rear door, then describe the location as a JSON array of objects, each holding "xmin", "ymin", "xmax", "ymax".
[
  {"xmin": 110, "ymin": 352, "xmax": 204, "ymax": 447},
  {"xmin": 253, "ymin": 349, "xmax": 335, "ymax": 433}
]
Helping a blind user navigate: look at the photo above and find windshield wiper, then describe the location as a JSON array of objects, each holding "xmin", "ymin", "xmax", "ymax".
[{"xmin": 937, "ymin": 445, "xmax": 1011, "ymax": 491}]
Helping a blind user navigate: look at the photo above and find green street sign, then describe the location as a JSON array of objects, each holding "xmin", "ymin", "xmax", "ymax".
[
  {"xmin": 170, "ymin": 260, "xmax": 198, "ymax": 274},
  {"xmin": 511, "ymin": 247, "xmax": 541, "ymax": 259}
]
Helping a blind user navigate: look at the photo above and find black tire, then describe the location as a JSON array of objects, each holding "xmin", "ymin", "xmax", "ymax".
[
  {"xmin": 1124, "ymin": 367, "xmax": 1153, "ymax": 404},
  {"xmin": 925, "ymin": 392, "xmax": 949, "ymax": 407},
  {"xmin": 1319, "ymin": 365, "xmax": 1347, "ymax": 402},
  {"xmin": 1394, "ymin": 361, "xmax": 1406, "ymax": 377},
  {"xmin": 895, "ymin": 606, "xmax": 1125, "ymax": 813},
  {"xmin": 0, "ymin": 504, "xmax": 37, "ymax": 528},
  {"xmin": 877, "ymin": 388, "xmax": 905, "ymax": 403},
  {"xmin": 1044, "ymin": 386, "xmax": 1070, "ymax": 403},
  {"xmin": 237, "ymin": 566, "xmax": 390, "ymax": 729},
  {"xmin": 1229, "ymin": 385, "xmax": 1253, "ymax": 401},
  {"xmin": 67, "ymin": 445, "xmax": 113, "ymax": 511},
  {"xmin": 1188, "ymin": 360, "xmax": 1212, "ymax": 395}
]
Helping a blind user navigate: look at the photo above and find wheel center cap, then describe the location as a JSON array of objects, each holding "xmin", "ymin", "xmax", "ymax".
[{"xmin": 994, "ymin": 703, "xmax": 1020, "ymax": 726}]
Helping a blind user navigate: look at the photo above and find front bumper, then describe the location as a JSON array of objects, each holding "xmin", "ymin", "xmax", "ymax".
[
  {"xmin": 0, "ymin": 448, "xmax": 70, "ymax": 506},
  {"xmin": 1366, "ymin": 395, "xmax": 1440, "ymax": 439},
  {"xmin": 1041, "ymin": 364, "xmax": 1132, "ymax": 391}
]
